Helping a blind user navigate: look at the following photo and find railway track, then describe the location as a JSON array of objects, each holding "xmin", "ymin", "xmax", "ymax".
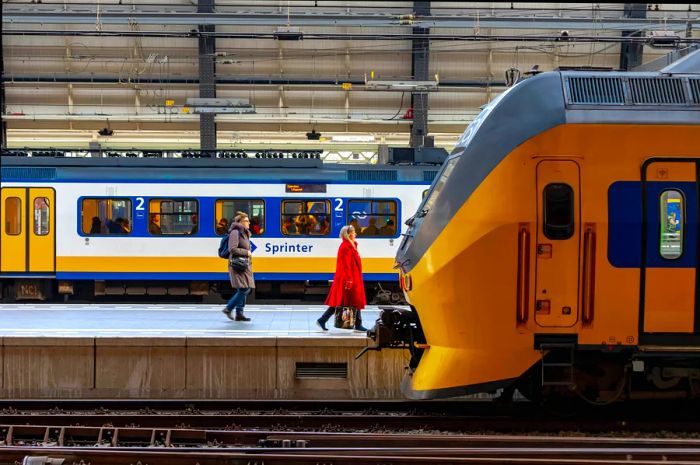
[
  {"xmin": 1, "ymin": 399, "xmax": 699, "ymax": 434},
  {"xmin": 2, "ymin": 435, "xmax": 700, "ymax": 465},
  {"xmin": 2, "ymin": 400, "xmax": 699, "ymax": 464}
]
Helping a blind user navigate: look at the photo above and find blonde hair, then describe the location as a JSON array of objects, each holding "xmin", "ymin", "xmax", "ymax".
[
  {"xmin": 234, "ymin": 211, "xmax": 249, "ymax": 223},
  {"xmin": 339, "ymin": 224, "xmax": 356, "ymax": 241}
]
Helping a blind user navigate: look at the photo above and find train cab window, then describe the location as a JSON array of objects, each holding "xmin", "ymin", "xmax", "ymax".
[
  {"xmin": 543, "ymin": 183, "xmax": 575, "ymax": 240},
  {"xmin": 81, "ymin": 198, "xmax": 132, "ymax": 235},
  {"xmin": 5, "ymin": 197, "xmax": 21, "ymax": 235},
  {"xmin": 423, "ymin": 157, "xmax": 458, "ymax": 213},
  {"xmin": 33, "ymin": 197, "xmax": 50, "ymax": 236},
  {"xmin": 348, "ymin": 200, "xmax": 398, "ymax": 237},
  {"xmin": 281, "ymin": 199, "xmax": 331, "ymax": 236},
  {"xmin": 659, "ymin": 190, "xmax": 684, "ymax": 259},
  {"xmin": 216, "ymin": 199, "xmax": 265, "ymax": 236},
  {"xmin": 149, "ymin": 199, "xmax": 198, "ymax": 235}
]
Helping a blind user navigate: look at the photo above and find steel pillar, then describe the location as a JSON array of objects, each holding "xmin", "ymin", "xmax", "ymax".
[
  {"xmin": 410, "ymin": 1, "xmax": 430, "ymax": 148},
  {"xmin": 1, "ymin": 48, "xmax": 7, "ymax": 148},
  {"xmin": 619, "ymin": 3, "xmax": 647, "ymax": 70},
  {"xmin": 198, "ymin": 0, "xmax": 217, "ymax": 150}
]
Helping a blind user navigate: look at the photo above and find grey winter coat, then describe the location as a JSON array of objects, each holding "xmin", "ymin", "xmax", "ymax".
[{"xmin": 228, "ymin": 223, "xmax": 255, "ymax": 289}]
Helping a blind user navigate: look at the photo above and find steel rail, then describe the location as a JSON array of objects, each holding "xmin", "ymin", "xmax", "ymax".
[
  {"xmin": 3, "ymin": 426, "xmax": 700, "ymax": 449},
  {"xmin": 2, "ymin": 446, "xmax": 699, "ymax": 465}
]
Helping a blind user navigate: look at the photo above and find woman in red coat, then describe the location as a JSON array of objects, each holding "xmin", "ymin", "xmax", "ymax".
[{"xmin": 316, "ymin": 224, "xmax": 367, "ymax": 332}]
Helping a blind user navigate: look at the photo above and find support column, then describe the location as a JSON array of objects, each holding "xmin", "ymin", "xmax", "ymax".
[
  {"xmin": 410, "ymin": 1, "xmax": 430, "ymax": 148},
  {"xmin": 1, "ymin": 46, "xmax": 7, "ymax": 148},
  {"xmin": 198, "ymin": 0, "xmax": 217, "ymax": 150},
  {"xmin": 620, "ymin": 3, "xmax": 647, "ymax": 70}
]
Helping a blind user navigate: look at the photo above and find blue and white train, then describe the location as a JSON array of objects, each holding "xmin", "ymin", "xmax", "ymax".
[{"xmin": 0, "ymin": 151, "xmax": 438, "ymax": 301}]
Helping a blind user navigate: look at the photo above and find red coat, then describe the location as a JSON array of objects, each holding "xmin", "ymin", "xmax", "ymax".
[{"xmin": 325, "ymin": 239, "xmax": 366, "ymax": 309}]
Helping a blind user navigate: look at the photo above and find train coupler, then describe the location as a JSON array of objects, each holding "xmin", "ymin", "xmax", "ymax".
[{"xmin": 355, "ymin": 306, "xmax": 425, "ymax": 360}]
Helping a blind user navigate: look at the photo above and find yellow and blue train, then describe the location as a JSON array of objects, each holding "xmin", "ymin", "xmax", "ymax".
[
  {"xmin": 0, "ymin": 151, "xmax": 437, "ymax": 302},
  {"xmin": 369, "ymin": 62, "xmax": 700, "ymax": 402}
]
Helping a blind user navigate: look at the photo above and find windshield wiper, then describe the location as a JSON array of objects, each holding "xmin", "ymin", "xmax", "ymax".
[{"xmin": 416, "ymin": 208, "xmax": 429, "ymax": 218}]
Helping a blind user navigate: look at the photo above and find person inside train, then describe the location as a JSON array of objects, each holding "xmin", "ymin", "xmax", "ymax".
[
  {"xmin": 118, "ymin": 218, "xmax": 131, "ymax": 234},
  {"xmin": 316, "ymin": 224, "xmax": 367, "ymax": 332},
  {"xmin": 349, "ymin": 218, "xmax": 360, "ymax": 235},
  {"xmin": 362, "ymin": 217, "xmax": 379, "ymax": 236},
  {"xmin": 89, "ymin": 216, "xmax": 102, "ymax": 234},
  {"xmin": 250, "ymin": 217, "xmax": 262, "ymax": 235},
  {"xmin": 189, "ymin": 214, "xmax": 199, "ymax": 235},
  {"xmin": 106, "ymin": 218, "xmax": 122, "ymax": 234},
  {"xmin": 149, "ymin": 213, "xmax": 162, "ymax": 235},
  {"xmin": 222, "ymin": 211, "xmax": 255, "ymax": 322},
  {"xmin": 296, "ymin": 215, "xmax": 310, "ymax": 234},
  {"xmin": 282, "ymin": 217, "xmax": 298, "ymax": 235},
  {"xmin": 216, "ymin": 218, "xmax": 229, "ymax": 235},
  {"xmin": 317, "ymin": 216, "xmax": 330, "ymax": 235},
  {"xmin": 379, "ymin": 219, "xmax": 395, "ymax": 236}
]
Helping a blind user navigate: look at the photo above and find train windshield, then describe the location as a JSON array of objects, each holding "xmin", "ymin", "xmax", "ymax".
[{"xmin": 422, "ymin": 157, "xmax": 459, "ymax": 213}]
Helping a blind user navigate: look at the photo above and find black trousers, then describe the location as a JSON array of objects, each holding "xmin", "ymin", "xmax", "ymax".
[{"xmin": 318, "ymin": 306, "xmax": 363, "ymax": 329}]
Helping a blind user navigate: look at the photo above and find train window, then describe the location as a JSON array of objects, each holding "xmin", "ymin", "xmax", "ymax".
[
  {"xmin": 149, "ymin": 199, "xmax": 198, "ymax": 235},
  {"xmin": 215, "ymin": 199, "xmax": 265, "ymax": 236},
  {"xmin": 81, "ymin": 198, "xmax": 132, "ymax": 235},
  {"xmin": 423, "ymin": 157, "xmax": 458, "ymax": 213},
  {"xmin": 348, "ymin": 200, "xmax": 398, "ymax": 237},
  {"xmin": 33, "ymin": 197, "xmax": 50, "ymax": 236},
  {"xmin": 659, "ymin": 190, "xmax": 684, "ymax": 259},
  {"xmin": 5, "ymin": 197, "xmax": 21, "ymax": 235},
  {"xmin": 543, "ymin": 183, "xmax": 574, "ymax": 240},
  {"xmin": 281, "ymin": 199, "xmax": 331, "ymax": 236}
]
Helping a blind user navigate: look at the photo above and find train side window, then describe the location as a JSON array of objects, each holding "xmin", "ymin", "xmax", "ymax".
[
  {"xmin": 281, "ymin": 199, "xmax": 331, "ymax": 236},
  {"xmin": 347, "ymin": 200, "xmax": 398, "ymax": 237},
  {"xmin": 149, "ymin": 199, "xmax": 198, "ymax": 235},
  {"xmin": 215, "ymin": 199, "xmax": 265, "ymax": 236},
  {"xmin": 5, "ymin": 197, "xmax": 21, "ymax": 235},
  {"xmin": 659, "ymin": 190, "xmax": 684, "ymax": 259},
  {"xmin": 81, "ymin": 198, "xmax": 132, "ymax": 235},
  {"xmin": 543, "ymin": 183, "xmax": 574, "ymax": 240},
  {"xmin": 33, "ymin": 197, "xmax": 50, "ymax": 235}
]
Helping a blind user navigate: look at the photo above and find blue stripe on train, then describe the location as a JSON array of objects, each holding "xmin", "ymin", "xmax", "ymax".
[
  {"xmin": 608, "ymin": 181, "xmax": 697, "ymax": 268},
  {"xmin": 55, "ymin": 272, "xmax": 399, "ymax": 281}
]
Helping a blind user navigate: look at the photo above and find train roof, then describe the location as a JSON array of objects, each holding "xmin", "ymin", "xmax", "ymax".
[
  {"xmin": 398, "ymin": 67, "xmax": 700, "ymax": 272},
  {"xmin": 0, "ymin": 153, "xmax": 439, "ymax": 184}
]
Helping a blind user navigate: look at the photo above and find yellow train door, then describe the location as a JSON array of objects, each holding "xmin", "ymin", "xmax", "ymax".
[
  {"xmin": 641, "ymin": 159, "xmax": 698, "ymax": 339},
  {"xmin": 0, "ymin": 187, "xmax": 55, "ymax": 273},
  {"xmin": 535, "ymin": 160, "xmax": 581, "ymax": 327}
]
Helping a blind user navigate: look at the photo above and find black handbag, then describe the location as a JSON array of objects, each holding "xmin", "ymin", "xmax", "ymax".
[
  {"xmin": 334, "ymin": 306, "xmax": 357, "ymax": 329},
  {"xmin": 229, "ymin": 256, "xmax": 249, "ymax": 272}
]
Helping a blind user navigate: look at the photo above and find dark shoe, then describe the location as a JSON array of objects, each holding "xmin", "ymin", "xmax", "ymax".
[
  {"xmin": 353, "ymin": 325, "xmax": 368, "ymax": 333},
  {"xmin": 222, "ymin": 308, "xmax": 234, "ymax": 321},
  {"xmin": 235, "ymin": 314, "xmax": 251, "ymax": 322},
  {"xmin": 316, "ymin": 319, "xmax": 328, "ymax": 331}
]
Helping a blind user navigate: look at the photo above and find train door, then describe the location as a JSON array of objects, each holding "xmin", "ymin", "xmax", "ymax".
[
  {"xmin": 0, "ymin": 187, "xmax": 55, "ymax": 273},
  {"xmin": 535, "ymin": 160, "xmax": 580, "ymax": 327},
  {"xmin": 640, "ymin": 159, "xmax": 698, "ymax": 340}
]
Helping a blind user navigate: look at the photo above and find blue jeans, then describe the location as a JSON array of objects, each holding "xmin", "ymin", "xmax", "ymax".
[{"xmin": 226, "ymin": 288, "xmax": 251, "ymax": 315}]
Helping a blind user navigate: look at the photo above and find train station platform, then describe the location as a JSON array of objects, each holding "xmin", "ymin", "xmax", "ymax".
[{"xmin": 0, "ymin": 304, "xmax": 405, "ymax": 400}]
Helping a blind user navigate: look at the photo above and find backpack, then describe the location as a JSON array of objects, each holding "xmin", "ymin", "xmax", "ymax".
[{"xmin": 218, "ymin": 234, "xmax": 230, "ymax": 259}]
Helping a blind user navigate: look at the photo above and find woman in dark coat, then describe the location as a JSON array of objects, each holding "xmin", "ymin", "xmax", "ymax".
[
  {"xmin": 222, "ymin": 212, "xmax": 255, "ymax": 321},
  {"xmin": 316, "ymin": 224, "xmax": 367, "ymax": 332}
]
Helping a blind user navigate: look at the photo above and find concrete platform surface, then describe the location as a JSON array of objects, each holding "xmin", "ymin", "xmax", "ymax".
[{"xmin": 0, "ymin": 304, "xmax": 385, "ymax": 337}]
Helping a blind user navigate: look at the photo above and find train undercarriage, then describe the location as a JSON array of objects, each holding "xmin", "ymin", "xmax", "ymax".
[
  {"xmin": 366, "ymin": 307, "xmax": 700, "ymax": 403},
  {"xmin": 0, "ymin": 278, "xmax": 404, "ymax": 305}
]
